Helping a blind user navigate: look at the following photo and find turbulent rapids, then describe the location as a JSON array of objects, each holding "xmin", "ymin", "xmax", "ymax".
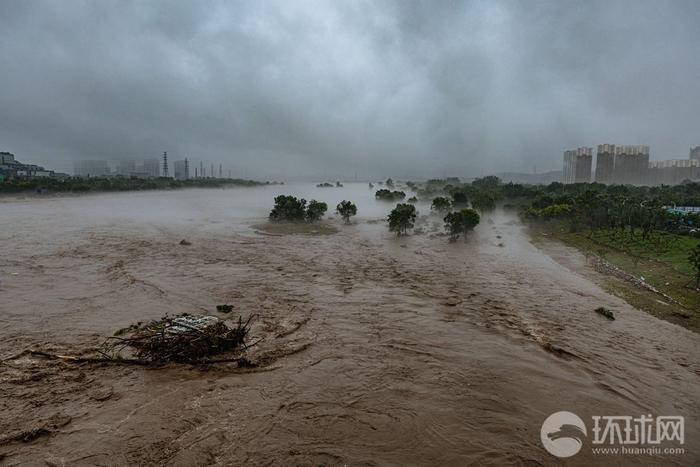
[{"xmin": 1, "ymin": 185, "xmax": 698, "ymax": 466}]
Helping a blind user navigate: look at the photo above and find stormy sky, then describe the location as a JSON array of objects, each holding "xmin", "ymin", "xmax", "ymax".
[{"xmin": 1, "ymin": 0, "xmax": 699, "ymax": 180}]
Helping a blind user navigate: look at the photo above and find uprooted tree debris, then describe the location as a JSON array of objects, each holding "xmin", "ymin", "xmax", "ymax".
[
  {"xmin": 101, "ymin": 314, "xmax": 257, "ymax": 364},
  {"xmin": 19, "ymin": 314, "xmax": 258, "ymax": 368}
]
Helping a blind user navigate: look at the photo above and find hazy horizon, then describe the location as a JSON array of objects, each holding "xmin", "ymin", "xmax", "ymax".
[{"xmin": 2, "ymin": 0, "xmax": 699, "ymax": 180}]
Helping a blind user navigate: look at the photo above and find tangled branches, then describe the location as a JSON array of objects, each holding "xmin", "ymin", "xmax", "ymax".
[{"xmin": 99, "ymin": 314, "xmax": 256, "ymax": 365}]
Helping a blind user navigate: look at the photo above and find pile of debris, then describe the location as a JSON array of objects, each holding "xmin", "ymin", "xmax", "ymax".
[
  {"xmin": 100, "ymin": 314, "xmax": 255, "ymax": 365},
  {"xmin": 594, "ymin": 306, "xmax": 615, "ymax": 320},
  {"xmin": 590, "ymin": 256, "xmax": 682, "ymax": 306}
]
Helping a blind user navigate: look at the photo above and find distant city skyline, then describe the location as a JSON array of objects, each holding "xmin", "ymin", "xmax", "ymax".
[
  {"xmin": 5, "ymin": 142, "xmax": 700, "ymax": 182},
  {"xmin": 563, "ymin": 144, "xmax": 700, "ymax": 185}
]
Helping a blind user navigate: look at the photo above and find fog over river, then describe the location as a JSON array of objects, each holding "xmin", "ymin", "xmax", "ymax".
[{"xmin": 1, "ymin": 185, "xmax": 698, "ymax": 465}]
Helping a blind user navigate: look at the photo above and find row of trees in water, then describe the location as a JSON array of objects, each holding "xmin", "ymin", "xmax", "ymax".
[
  {"xmin": 269, "ymin": 194, "xmax": 482, "ymax": 241},
  {"xmin": 269, "ymin": 196, "xmax": 357, "ymax": 224},
  {"xmin": 266, "ymin": 176, "xmax": 700, "ymax": 284},
  {"xmin": 268, "ymin": 177, "xmax": 700, "ymax": 238},
  {"xmin": 268, "ymin": 177, "xmax": 493, "ymax": 239}
]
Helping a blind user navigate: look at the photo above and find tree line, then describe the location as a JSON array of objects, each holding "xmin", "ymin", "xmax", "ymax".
[{"xmin": 0, "ymin": 176, "xmax": 267, "ymax": 194}]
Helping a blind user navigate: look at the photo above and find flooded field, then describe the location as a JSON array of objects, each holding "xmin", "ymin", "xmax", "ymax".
[{"xmin": 1, "ymin": 184, "xmax": 698, "ymax": 466}]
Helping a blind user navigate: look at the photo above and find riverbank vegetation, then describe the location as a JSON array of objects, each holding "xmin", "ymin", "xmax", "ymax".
[
  {"xmin": 510, "ymin": 180, "xmax": 700, "ymax": 330},
  {"xmin": 531, "ymin": 227, "xmax": 700, "ymax": 332}
]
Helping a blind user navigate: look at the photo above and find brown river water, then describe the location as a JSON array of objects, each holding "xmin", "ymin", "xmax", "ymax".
[{"xmin": 0, "ymin": 184, "xmax": 698, "ymax": 466}]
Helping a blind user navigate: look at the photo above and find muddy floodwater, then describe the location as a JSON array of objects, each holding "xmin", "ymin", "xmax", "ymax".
[{"xmin": 1, "ymin": 184, "xmax": 698, "ymax": 466}]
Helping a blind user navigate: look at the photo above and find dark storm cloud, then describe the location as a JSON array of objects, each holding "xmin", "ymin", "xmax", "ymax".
[{"xmin": 1, "ymin": 0, "xmax": 699, "ymax": 179}]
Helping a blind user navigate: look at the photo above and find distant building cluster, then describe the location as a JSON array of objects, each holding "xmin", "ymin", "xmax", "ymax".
[
  {"xmin": 563, "ymin": 145, "xmax": 700, "ymax": 185},
  {"xmin": 0, "ymin": 149, "xmax": 235, "ymax": 182},
  {"xmin": 72, "ymin": 155, "xmax": 231, "ymax": 180},
  {"xmin": 0, "ymin": 151, "xmax": 67, "ymax": 181},
  {"xmin": 74, "ymin": 158, "xmax": 163, "ymax": 178}
]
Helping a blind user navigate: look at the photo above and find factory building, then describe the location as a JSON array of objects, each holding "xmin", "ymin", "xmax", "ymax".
[{"xmin": 173, "ymin": 159, "xmax": 190, "ymax": 181}]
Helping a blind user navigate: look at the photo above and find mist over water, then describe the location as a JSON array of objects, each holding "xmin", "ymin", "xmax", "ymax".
[
  {"xmin": 1, "ymin": 186, "xmax": 699, "ymax": 464},
  {"xmin": 1, "ymin": 184, "xmax": 420, "ymax": 256}
]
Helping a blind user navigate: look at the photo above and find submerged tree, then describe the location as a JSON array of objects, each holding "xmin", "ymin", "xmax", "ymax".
[
  {"xmin": 336, "ymin": 200, "xmax": 358, "ymax": 224},
  {"xmin": 471, "ymin": 192, "xmax": 496, "ymax": 212},
  {"xmin": 306, "ymin": 200, "xmax": 328, "ymax": 222},
  {"xmin": 431, "ymin": 196, "xmax": 452, "ymax": 213},
  {"xmin": 269, "ymin": 196, "xmax": 327, "ymax": 223},
  {"xmin": 375, "ymin": 189, "xmax": 406, "ymax": 201},
  {"xmin": 388, "ymin": 203, "xmax": 416, "ymax": 236},
  {"xmin": 451, "ymin": 191, "xmax": 468, "ymax": 206},
  {"xmin": 269, "ymin": 195, "xmax": 307, "ymax": 222},
  {"xmin": 444, "ymin": 208, "xmax": 480, "ymax": 240}
]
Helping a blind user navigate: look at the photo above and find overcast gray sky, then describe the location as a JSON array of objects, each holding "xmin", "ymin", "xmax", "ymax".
[{"xmin": 1, "ymin": 0, "xmax": 699, "ymax": 179}]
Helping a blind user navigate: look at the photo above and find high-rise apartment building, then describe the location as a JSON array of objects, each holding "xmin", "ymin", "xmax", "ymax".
[
  {"xmin": 595, "ymin": 144, "xmax": 615, "ymax": 183},
  {"xmin": 563, "ymin": 151, "xmax": 576, "ymax": 183},
  {"xmin": 690, "ymin": 147, "xmax": 700, "ymax": 162},
  {"xmin": 613, "ymin": 145, "xmax": 649, "ymax": 185},
  {"xmin": 563, "ymin": 147, "xmax": 592, "ymax": 183},
  {"xmin": 648, "ymin": 159, "xmax": 700, "ymax": 185}
]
